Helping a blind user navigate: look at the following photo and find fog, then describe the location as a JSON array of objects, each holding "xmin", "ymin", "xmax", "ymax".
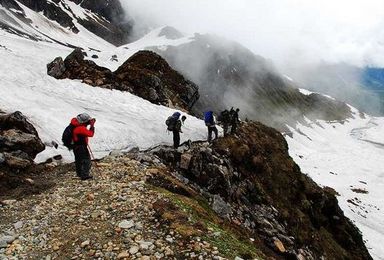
[
  {"xmin": 121, "ymin": 0, "xmax": 384, "ymax": 69},
  {"xmin": 120, "ymin": 0, "xmax": 384, "ymax": 116}
]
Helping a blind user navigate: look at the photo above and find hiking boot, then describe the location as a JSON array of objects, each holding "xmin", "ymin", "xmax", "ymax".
[{"xmin": 80, "ymin": 175, "xmax": 93, "ymax": 180}]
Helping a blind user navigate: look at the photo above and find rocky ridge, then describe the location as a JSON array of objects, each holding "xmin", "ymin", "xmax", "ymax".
[
  {"xmin": 0, "ymin": 122, "xmax": 372, "ymax": 259},
  {"xmin": 47, "ymin": 49, "xmax": 200, "ymax": 111}
]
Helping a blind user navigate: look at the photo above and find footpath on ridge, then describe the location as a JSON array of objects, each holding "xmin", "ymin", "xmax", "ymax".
[{"xmin": 0, "ymin": 154, "xmax": 230, "ymax": 260}]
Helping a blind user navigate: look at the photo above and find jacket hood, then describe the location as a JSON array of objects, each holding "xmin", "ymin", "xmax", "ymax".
[{"xmin": 70, "ymin": 118, "xmax": 82, "ymax": 126}]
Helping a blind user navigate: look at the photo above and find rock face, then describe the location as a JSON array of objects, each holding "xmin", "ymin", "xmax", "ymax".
[
  {"xmin": 151, "ymin": 122, "xmax": 372, "ymax": 259},
  {"xmin": 47, "ymin": 49, "xmax": 200, "ymax": 111},
  {"xmin": 0, "ymin": 111, "xmax": 45, "ymax": 169},
  {"xmin": 0, "ymin": 0, "xmax": 133, "ymax": 45}
]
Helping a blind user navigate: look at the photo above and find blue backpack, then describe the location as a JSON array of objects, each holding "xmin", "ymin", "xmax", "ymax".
[{"xmin": 204, "ymin": 111, "xmax": 214, "ymax": 126}]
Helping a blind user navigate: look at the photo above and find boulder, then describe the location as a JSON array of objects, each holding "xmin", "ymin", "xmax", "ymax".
[
  {"xmin": 3, "ymin": 151, "xmax": 32, "ymax": 168},
  {"xmin": 0, "ymin": 111, "xmax": 38, "ymax": 135},
  {"xmin": 47, "ymin": 57, "xmax": 65, "ymax": 79},
  {"xmin": 0, "ymin": 111, "xmax": 45, "ymax": 169}
]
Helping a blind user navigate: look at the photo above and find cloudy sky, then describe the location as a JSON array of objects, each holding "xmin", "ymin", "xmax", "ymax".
[{"xmin": 121, "ymin": 0, "xmax": 384, "ymax": 68}]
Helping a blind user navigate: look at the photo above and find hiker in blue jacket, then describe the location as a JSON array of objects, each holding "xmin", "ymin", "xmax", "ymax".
[{"xmin": 204, "ymin": 111, "xmax": 218, "ymax": 142}]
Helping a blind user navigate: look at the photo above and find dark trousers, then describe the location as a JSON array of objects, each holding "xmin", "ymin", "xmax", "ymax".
[
  {"xmin": 223, "ymin": 123, "xmax": 230, "ymax": 137},
  {"xmin": 173, "ymin": 130, "xmax": 180, "ymax": 149},
  {"xmin": 208, "ymin": 126, "xmax": 218, "ymax": 142},
  {"xmin": 231, "ymin": 123, "xmax": 238, "ymax": 134},
  {"xmin": 73, "ymin": 145, "xmax": 91, "ymax": 178}
]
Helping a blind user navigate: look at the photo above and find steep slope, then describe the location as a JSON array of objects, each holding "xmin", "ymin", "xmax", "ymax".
[
  {"xmin": 286, "ymin": 90, "xmax": 384, "ymax": 259},
  {"xmin": 0, "ymin": 0, "xmax": 132, "ymax": 45},
  {"xmin": 0, "ymin": 29, "xmax": 208, "ymax": 163}
]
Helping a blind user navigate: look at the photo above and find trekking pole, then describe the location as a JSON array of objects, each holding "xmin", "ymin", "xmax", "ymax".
[{"xmin": 87, "ymin": 144, "xmax": 101, "ymax": 174}]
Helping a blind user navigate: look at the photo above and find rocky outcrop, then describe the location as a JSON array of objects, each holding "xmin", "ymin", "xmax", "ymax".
[
  {"xmin": 47, "ymin": 49, "xmax": 200, "ymax": 111},
  {"xmin": 0, "ymin": 111, "xmax": 45, "ymax": 169},
  {"xmin": 148, "ymin": 122, "xmax": 372, "ymax": 259}
]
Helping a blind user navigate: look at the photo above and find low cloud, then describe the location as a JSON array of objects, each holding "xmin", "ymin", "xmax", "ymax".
[{"xmin": 121, "ymin": 0, "xmax": 384, "ymax": 69}]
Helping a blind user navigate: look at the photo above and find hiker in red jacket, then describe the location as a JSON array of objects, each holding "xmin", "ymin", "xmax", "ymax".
[{"xmin": 71, "ymin": 113, "xmax": 95, "ymax": 180}]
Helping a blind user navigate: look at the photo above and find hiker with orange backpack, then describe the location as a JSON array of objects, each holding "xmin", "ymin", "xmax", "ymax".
[{"xmin": 62, "ymin": 113, "xmax": 96, "ymax": 180}]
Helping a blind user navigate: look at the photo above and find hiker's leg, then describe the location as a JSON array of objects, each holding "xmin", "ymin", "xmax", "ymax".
[
  {"xmin": 223, "ymin": 124, "xmax": 228, "ymax": 136},
  {"xmin": 231, "ymin": 123, "xmax": 237, "ymax": 134},
  {"xmin": 214, "ymin": 126, "xmax": 218, "ymax": 139},
  {"xmin": 73, "ymin": 147, "xmax": 82, "ymax": 177},
  {"xmin": 77, "ymin": 145, "xmax": 91, "ymax": 178},
  {"xmin": 208, "ymin": 127, "xmax": 212, "ymax": 142},
  {"xmin": 173, "ymin": 130, "xmax": 180, "ymax": 148}
]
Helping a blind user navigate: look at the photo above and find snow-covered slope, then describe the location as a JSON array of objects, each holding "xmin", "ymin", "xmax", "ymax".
[
  {"xmin": 0, "ymin": 28, "xmax": 208, "ymax": 163},
  {"xmin": 286, "ymin": 91, "xmax": 384, "ymax": 259}
]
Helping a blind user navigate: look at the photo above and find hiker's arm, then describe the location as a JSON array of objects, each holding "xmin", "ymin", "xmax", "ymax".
[{"xmin": 74, "ymin": 126, "xmax": 95, "ymax": 137}]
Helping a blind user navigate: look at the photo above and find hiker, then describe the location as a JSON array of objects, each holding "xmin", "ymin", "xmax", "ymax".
[
  {"xmin": 219, "ymin": 109, "xmax": 231, "ymax": 136},
  {"xmin": 230, "ymin": 108, "xmax": 240, "ymax": 134},
  {"xmin": 68, "ymin": 113, "xmax": 96, "ymax": 180},
  {"xmin": 204, "ymin": 111, "xmax": 218, "ymax": 142},
  {"xmin": 166, "ymin": 112, "xmax": 186, "ymax": 149}
]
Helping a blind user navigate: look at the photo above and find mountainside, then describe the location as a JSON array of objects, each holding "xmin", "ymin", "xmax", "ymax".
[
  {"xmin": 150, "ymin": 33, "xmax": 352, "ymax": 130},
  {"xmin": 0, "ymin": 0, "xmax": 132, "ymax": 46},
  {"xmin": 285, "ymin": 63, "xmax": 384, "ymax": 116},
  {"xmin": 0, "ymin": 1, "xmax": 383, "ymax": 259}
]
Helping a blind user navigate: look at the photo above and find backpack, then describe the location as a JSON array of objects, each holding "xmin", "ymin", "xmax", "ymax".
[
  {"xmin": 62, "ymin": 124, "xmax": 75, "ymax": 150},
  {"xmin": 204, "ymin": 111, "xmax": 214, "ymax": 126},
  {"xmin": 219, "ymin": 110, "xmax": 230, "ymax": 123},
  {"xmin": 166, "ymin": 116, "xmax": 177, "ymax": 131}
]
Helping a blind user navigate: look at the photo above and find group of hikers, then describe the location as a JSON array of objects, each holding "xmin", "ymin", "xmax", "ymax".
[
  {"xmin": 63, "ymin": 108, "xmax": 240, "ymax": 180},
  {"xmin": 166, "ymin": 107, "xmax": 241, "ymax": 149}
]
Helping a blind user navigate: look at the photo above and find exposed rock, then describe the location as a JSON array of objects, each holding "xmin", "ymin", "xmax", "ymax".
[
  {"xmin": 0, "ymin": 111, "xmax": 39, "ymax": 135},
  {"xmin": 0, "ymin": 111, "xmax": 44, "ymax": 169},
  {"xmin": 117, "ymin": 251, "xmax": 129, "ymax": 259},
  {"xmin": 152, "ymin": 121, "xmax": 372, "ymax": 259},
  {"xmin": 129, "ymin": 245, "xmax": 139, "ymax": 254},
  {"xmin": 2, "ymin": 0, "xmax": 133, "ymax": 46},
  {"xmin": 3, "ymin": 151, "xmax": 32, "ymax": 168},
  {"xmin": 212, "ymin": 195, "xmax": 231, "ymax": 219},
  {"xmin": 47, "ymin": 57, "xmax": 65, "ymax": 79},
  {"xmin": 273, "ymin": 238, "xmax": 286, "ymax": 253},
  {"xmin": 180, "ymin": 153, "xmax": 192, "ymax": 170},
  {"xmin": 47, "ymin": 49, "xmax": 200, "ymax": 111},
  {"xmin": 118, "ymin": 220, "xmax": 134, "ymax": 229}
]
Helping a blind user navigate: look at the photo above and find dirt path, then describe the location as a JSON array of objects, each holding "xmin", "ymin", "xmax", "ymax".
[{"xmin": 0, "ymin": 156, "xmax": 223, "ymax": 260}]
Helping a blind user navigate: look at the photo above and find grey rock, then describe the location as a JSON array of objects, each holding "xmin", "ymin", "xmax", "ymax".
[
  {"xmin": 0, "ymin": 235, "xmax": 17, "ymax": 248},
  {"xmin": 118, "ymin": 220, "xmax": 134, "ymax": 229},
  {"xmin": 47, "ymin": 57, "xmax": 66, "ymax": 79},
  {"xmin": 212, "ymin": 195, "xmax": 231, "ymax": 219},
  {"xmin": 0, "ymin": 153, "xmax": 5, "ymax": 164},
  {"xmin": 13, "ymin": 221, "xmax": 23, "ymax": 230},
  {"xmin": 129, "ymin": 245, "xmax": 139, "ymax": 254}
]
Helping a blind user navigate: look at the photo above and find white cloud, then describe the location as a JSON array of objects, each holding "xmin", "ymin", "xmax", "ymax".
[{"xmin": 121, "ymin": 0, "xmax": 384, "ymax": 68}]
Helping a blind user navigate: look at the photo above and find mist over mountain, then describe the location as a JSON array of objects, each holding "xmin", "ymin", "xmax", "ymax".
[
  {"xmin": 285, "ymin": 63, "xmax": 384, "ymax": 115},
  {"xmin": 151, "ymin": 31, "xmax": 351, "ymax": 130},
  {"xmin": 121, "ymin": 0, "xmax": 384, "ymax": 117}
]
